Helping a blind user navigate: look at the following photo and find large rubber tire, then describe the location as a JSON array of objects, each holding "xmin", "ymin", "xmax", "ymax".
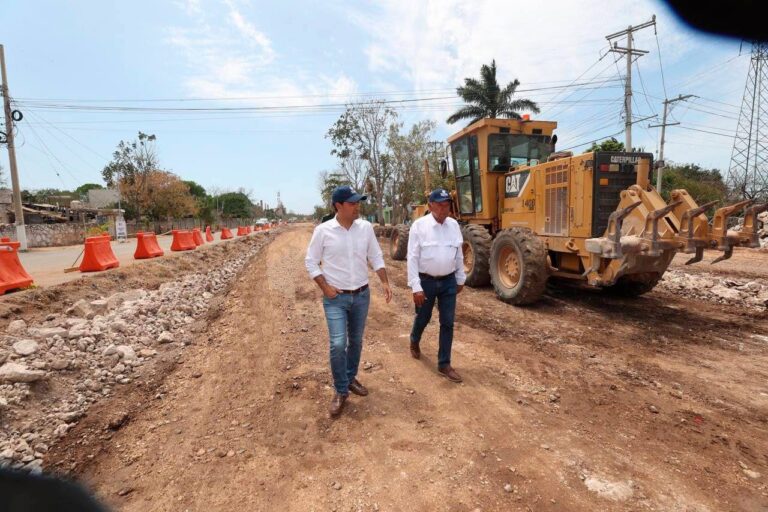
[
  {"xmin": 489, "ymin": 228, "xmax": 549, "ymax": 305},
  {"xmin": 390, "ymin": 224, "xmax": 409, "ymax": 260},
  {"xmin": 605, "ymin": 272, "xmax": 661, "ymax": 297},
  {"xmin": 462, "ymin": 224, "xmax": 492, "ymax": 287}
]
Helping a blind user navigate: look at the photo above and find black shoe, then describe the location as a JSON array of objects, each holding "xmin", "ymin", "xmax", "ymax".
[
  {"xmin": 348, "ymin": 379, "xmax": 368, "ymax": 396},
  {"xmin": 410, "ymin": 342, "xmax": 421, "ymax": 359}
]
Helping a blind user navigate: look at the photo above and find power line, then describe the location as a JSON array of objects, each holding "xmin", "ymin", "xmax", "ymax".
[
  {"xmin": 22, "ymin": 109, "xmax": 108, "ymax": 164},
  {"xmin": 18, "ymin": 118, "xmax": 84, "ymax": 187},
  {"xmin": 676, "ymin": 125, "xmax": 737, "ymax": 138},
  {"xmin": 653, "ymin": 23, "xmax": 669, "ymax": 100},
  {"xmin": 14, "ymin": 78, "xmax": 625, "ymax": 104}
]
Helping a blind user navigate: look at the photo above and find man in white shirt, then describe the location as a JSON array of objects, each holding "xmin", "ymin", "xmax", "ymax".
[
  {"xmin": 305, "ymin": 185, "xmax": 393, "ymax": 417},
  {"xmin": 407, "ymin": 188, "xmax": 466, "ymax": 383}
]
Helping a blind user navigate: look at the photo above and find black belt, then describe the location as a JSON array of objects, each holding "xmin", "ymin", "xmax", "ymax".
[
  {"xmin": 338, "ymin": 284, "xmax": 369, "ymax": 294},
  {"xmin": 419, "ymin": 272, "xmax": 454, "ymax": 281}
]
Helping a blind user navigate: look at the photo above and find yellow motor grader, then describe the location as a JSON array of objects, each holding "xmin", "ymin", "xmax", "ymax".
[{"xmin": 389, "ymin": 117, "xmax": 767, "ymax": 304}]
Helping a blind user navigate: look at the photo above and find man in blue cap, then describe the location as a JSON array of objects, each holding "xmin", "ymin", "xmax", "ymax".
[
  {"xmin": 305, "ymin": 185, "xmax": 393, "ymax": 417},
  {"xmin": 406, "ymin": 188, "xmax": 466, "ymax": 382}
]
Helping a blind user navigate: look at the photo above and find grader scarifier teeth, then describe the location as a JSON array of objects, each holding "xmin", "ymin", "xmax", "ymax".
[
  {"xmin": 642, "ymin": 200, "xmax": 683, "ymax": 257},
  {"xmin": 604, "ymin": 200, "xmax": 642, "ymax": 258},
  {"xmin": 679, "ymin": 200, "xmax": 718, "ymax": 265},
  {"xmin": 742, "ymin": 202, "xmax": 768, "ymax": 247},
  {"xmin": 707, "ymin": 199, "xmax": 768, "ymax": 264}
]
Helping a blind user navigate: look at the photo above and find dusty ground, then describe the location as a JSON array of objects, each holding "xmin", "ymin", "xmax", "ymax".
[{"xmin": 7, "ymin": 225, "xmax": 768, "ymax": 511}]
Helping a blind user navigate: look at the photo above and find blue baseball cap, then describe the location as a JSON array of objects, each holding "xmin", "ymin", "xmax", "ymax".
[
  {"xmin": 428, "ymin": 188, "xmax": 451, "ymax": 203},
  {"xmin": 331, "ymin": 185, "xmax": 367, "ymax": 205}
]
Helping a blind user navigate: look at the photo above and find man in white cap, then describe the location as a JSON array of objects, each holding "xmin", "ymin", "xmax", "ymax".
[
  {"xmin": 407, "ymin": 188, "xmax": 465, "ymax": 382},
  {"xmin": 305, "ymin": 185, "xmax": 393, "ymax": 417}
]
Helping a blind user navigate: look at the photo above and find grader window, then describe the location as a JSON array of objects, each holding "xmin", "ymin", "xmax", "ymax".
[
  {"xmin": 488, "ymin": 134, "xmax": 553, "ymax": 172},
  {"xmin": 451, "ymin": 135, "xmax": 481, "ymax": 214}
]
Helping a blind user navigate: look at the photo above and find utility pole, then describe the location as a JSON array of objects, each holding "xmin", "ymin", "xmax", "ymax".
[
  {"xmin": 607, "ymin": 16, "xmax": 656, "ymax": 152},
  {"xmin": 649, "ymin": 94, "xmax": 695, "ymax": 192},
  {"xmin": 0, "ymin": 45, "xmax": 27, "ymax": 250}
]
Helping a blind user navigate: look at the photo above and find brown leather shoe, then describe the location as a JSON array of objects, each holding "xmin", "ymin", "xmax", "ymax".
[
  {"xmin": 348, "ymin": 379, "xmax": 368, "ymax": 396},
  {"xmin": 410, "ymin": 342, "xmax": 421, "ymax": 359},
  {"xmin": 438, "ymin": 365, "xmax": 462, "ymax": 383},
  {"xmin": 329, "ymin": 393, "xmax": 347, "ymax": 417}
]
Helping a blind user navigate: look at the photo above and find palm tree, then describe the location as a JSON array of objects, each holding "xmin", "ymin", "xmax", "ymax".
[{"xmin": 447, "ymin": 60, "xmax": 540, "ymax": 125}]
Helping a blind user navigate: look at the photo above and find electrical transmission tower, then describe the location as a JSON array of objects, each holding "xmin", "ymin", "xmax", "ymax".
[{"xmin": 727, "ymin": 42, "xmax": 768, "ymax": 201}]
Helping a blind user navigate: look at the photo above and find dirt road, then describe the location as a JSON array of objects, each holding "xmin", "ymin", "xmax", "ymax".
[{"xmin": 35, "ymin": 226, "xmax": 768, "ymax": 510}]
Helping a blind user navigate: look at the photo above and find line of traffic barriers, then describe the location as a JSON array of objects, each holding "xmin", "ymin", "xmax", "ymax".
[{"xmin": 0, "ymin": 222, "xmax": 284, "ymax": 295}]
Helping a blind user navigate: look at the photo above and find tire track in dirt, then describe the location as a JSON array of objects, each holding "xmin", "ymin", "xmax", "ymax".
[{"xmin": 66, "ymin": 226, "xmax": 768, "ymax": 511}]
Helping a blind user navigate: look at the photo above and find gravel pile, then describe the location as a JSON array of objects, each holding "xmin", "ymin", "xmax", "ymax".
[
  {"xmin": 0, "ymin": 239, "xmax": 266, "ymax": 473},
  {"xmin": 660, "ymin": 269, "xmax": 768, "ymax": 309}
]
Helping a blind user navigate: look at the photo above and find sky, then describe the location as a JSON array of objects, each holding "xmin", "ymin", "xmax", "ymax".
[{"xmin": 0, "ymin": 0, "xmax": 751, "ymax": 214}]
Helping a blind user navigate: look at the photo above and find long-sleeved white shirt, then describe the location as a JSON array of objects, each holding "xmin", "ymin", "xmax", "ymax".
[
  {"xmin": 407, "ymin": 213, "xmax": 466, "ymax": 293},
  {"xmin": 305, "ymin": 217, "xmax": 385, "ymax": 290}
]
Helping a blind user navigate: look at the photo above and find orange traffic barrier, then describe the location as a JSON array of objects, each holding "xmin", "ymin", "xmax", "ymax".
[
  {"xmin": 171, "ymin": 230, "xmax": 196, "ymax": 251},
  {"xmin": 192, "ymin": 228, "xmax": 204, "ymax": 246},
  {"xmin": 221, "ymin": 227, "xmax": 233, "ymax": 240},
  {"xmin": 134, "ymin": 232, "xmax": 164, "ymax": 259},
  {"xmin": 246, "ymin": 226, "xmax": 252, "ymax": 234},
  {"xmin": 205, "ymin": 226, "xmax": 214, "ymax": 242},
  {"xmin": 236, "ymin": 226, "xmax": 247, "ymax": 236},
  {"xmin": 0, "ymin": 238, "xmax": 34, "ymax": 295},
  {"xmin": 80, "ymin": 234, "xmax": 119, "ymax": 272}
]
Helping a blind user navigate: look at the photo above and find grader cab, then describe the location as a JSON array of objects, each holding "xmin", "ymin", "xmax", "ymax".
[{"xmin": 390, "ymin": 117, "xmax": 767, "ymax": 305}]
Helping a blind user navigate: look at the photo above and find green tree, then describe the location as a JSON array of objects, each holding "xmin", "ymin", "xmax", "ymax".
[
  {"xmin": 658, "ymin": 163, "xmax": 727, "ymax": 209},
  {"xmin": 586, "ymin": 137, "xmax": 626, "ymax": 152},
  {"xmin": 216, "ymin": 191, "xmax": 253, "ymax": 218},
  {"xmin": 75, "ymin": 183, "xmax": 104, "ymax": 197},
  {"xmin": 447, "ymin": 60, "xmax": 540, "ymax": 125},
  {"xmin": 313, "ymin": 204, "xmax": 328, "ymax": 220},
  {"xmin": 183, "ymin": 180, "xmax": 207, "ymax": 199},
  {"xmin": 585, "ymin": 138, "xmax": 645, "ymax": 153},
  {"xmin": 182, "ymin": 180, "xmax": 214, "ymax": 224},
  {"xmin": 387, "ymin": 120, "xmax": 439, "ymax": 223},
  {"xmin": 318, "ymin": 170, "xmax": 347, "ymax": 208}
]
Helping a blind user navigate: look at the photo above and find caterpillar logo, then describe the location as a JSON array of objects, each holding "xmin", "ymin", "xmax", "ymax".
[
  {"xmin": 504, "ymin": 171, "xmax": 530, "ymax": 198},
  {"xmin": 610, "ymin": 156, "xmax": 640, "ymax": 164}
]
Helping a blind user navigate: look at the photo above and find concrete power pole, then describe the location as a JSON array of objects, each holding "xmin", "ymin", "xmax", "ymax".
[
  {"xmin": 649, "ymin": 94, "xmax": 695, "ymax": 192},
  {"xmin": 0, "ymin": 44, "xmax": 27, "ymax": 250},
  {"xmin": 607, "ymin": 16, "xmax": 656, "ymax": 152}
]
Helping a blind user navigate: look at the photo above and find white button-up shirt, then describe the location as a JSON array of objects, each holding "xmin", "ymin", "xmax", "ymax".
[
  {"xmin": 407, "ymin": 213, "xmax": 466, "ymax": 293},
  {"xmin": 305, "ymin": 217, "xmax": 385, "ymax": 290}
]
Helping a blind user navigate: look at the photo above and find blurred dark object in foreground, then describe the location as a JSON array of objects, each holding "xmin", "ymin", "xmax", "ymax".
[
  {"xmin": 0, "ymin": 469, "xmax": 108, "ymax": 512},
  {"xmin": 663, "ymin": 0, "xmax": 766, "ymax": 41}
]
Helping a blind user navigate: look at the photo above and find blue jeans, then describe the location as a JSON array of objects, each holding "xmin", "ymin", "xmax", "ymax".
[
  {"xmin": 322, "ymin": 287, "xmax": 370, "ymax": 394},
  {"xmin": 410, "ymin": 275, "xmax": 457, "ymax": 368}
]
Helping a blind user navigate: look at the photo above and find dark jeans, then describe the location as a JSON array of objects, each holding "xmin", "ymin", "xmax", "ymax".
[
  {"xmin": 322, "ymin": 288, "xmax": 370, "ymax": 394},
  {"xmin": 410, "ymin": 274, "xmax": 457, "ymax": 368}
]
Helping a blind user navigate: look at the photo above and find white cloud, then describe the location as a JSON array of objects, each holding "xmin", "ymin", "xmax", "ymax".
[
  {"xmin": 345, "ymin": 0, "xmax": 745, "ymax": 170},
  {"xmin": 226, "ymin": 4, "xmax": 275, "ymax": 65},
  {"xmin": 167, "ymin": 0, "xmax": 356, "ymax": 105}
]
